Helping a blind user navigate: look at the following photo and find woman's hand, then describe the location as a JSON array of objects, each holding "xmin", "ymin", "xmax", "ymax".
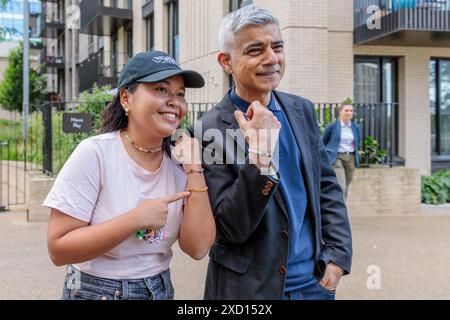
[
  {"xmin": 173, "ymin": 132, "xmax": 203, "ymax": 171},
  {"xmin": 132, "ymin": 192, "xmax": 191, "ymax": 230}
]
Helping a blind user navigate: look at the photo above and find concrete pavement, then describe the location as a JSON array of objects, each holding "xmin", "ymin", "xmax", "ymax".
[{"xmin": 0, "ymin": 210, "xmax": 449, "ymax": 300}]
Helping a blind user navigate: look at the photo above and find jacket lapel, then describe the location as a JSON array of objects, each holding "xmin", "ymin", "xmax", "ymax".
[
  {"xmin": 220, "ymin": 92, "xmax": 288, "ymax": 220},
  {"xmin": 336, "ymin": 121, "xmax": 341, "ymax": 143},
  {"xmin": 219, "ymin": 94, "xmax": 248, "ymax": 155},
  {"xmin": 351, "ymin": 122, "xmax": 359, "ymax": 150}
]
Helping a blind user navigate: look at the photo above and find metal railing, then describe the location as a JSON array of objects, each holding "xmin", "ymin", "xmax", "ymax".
[
  {"xmin": 102, "ymin": 0, "xmax": 133, "ymax": 9},
  {"xmin": 38, "ymin": 5, "xmax": 64, "ymax": 37},
  {"xmin": 37, "ymin": 101, "xmax": 95, "ymax": 175},
  {"xmin": 40, "ymin": 52, "xmax": 64, "ymax": 66},
  {"xmin": 183, "ymin": 103, "xmax": 215, "ymax": 128},
  {"xmin": 79, "ymin": 0, "xmax": 133, "ymax": 33},
  {"xmin": 0, "ymin": 140, "xmax": 27, "ymax": 211},
  {"xmin": 2, "ymin": 100, "xmax": 400, "ymax": 178},
  {"xmin": 354, "ymin": 0, "xmax": 450, "ymax": 44},
  {"xmin": 316, "ymin": 102, "xmax": 399, "ymax": 166},
  {"xmin": 78, "ymin": 51, "xmax": 130, "ymax": 92},
  {"xmin": 184, "ymin": 102, "xmax": 400, "ymax": 166},
  {"xmin": 98, "ymin": 51, "xmax": 130, "ymax": 78}
]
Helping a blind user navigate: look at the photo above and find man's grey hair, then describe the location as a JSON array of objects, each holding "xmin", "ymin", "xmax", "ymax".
[{"xmin": 218, "ymin": 5, "xmax": 279, "ymax": 53}]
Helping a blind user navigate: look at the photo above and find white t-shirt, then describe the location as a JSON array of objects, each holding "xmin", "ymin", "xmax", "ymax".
[
  {"xmin": 338, "ymin": 121, "xmax": 355, "ymax": 153},
  {"xmin": 43, "ymin": 130, "xmax": 187, "ymax": 279}
]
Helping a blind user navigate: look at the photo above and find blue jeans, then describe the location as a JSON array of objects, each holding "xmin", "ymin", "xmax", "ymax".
[
  {"xmin": 283, "ymin": 280, "xmax": 336, "ymax": 300},
  {"xmin": 61, "ymin": 265, "xmax": 174, "ymax": 300}
]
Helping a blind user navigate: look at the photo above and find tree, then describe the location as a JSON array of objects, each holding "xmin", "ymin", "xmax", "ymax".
[
  {"xmin": 1, "ymin": 0, "xmax": 9, "ymax": 8},
  {"xmin": 0, "ymin": 43, "xmax": 46, "ymax": 112}
]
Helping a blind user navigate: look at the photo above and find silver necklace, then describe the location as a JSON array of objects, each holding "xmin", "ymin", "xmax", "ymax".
[{"xmin": 123, "ymin": 129, "xmax": 163, "ymax": 153}]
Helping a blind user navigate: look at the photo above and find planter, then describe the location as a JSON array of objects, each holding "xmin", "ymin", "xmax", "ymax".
[
  {"xmin": 420, "ymin": 203, "xmax": 450, "ymax": 215},
  {"xmin": 346, "ymin": 167, "xmax": 421, "ymax": 216},
  {"xmin": 26, "ymin": 171, "xmax": 55, "ymax": 222},
  {"xmin": 359, "ymin": 163, "xmax": 389, "ymax": 168}
]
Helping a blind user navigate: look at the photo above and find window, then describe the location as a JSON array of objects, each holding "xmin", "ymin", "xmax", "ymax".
[
  {"xmin": 143, "ymin": 0, "xmax": 154, "ymax": 51},
  {"xmin": 354, "ymin": 57, "xmax": 398, "ymax": 104},
  {"xmin": 166, "ymin": 0, "xmax": 179, "ymax": 61},
  {"xmin": 110, "ymin": 32, "xmax": 119, "ymax": 77},
  {"xmin": 227, "ymin": 1, "xmax": 252, "ymax": 87},
  {"xmin": 88, "ymin": 35, "xmax": 94, "ymax": 55},
  {"xmin": 146, "ymin": 14, "xmax": 155, "ymax": 51},
  {"xmin": 229, "ymin": 0, "xmax": 252, "ymax": 12},
  {"xmin": 125, "ymin": 23, "xmax": 133, "ymax": 58},
  {"xmin": 430, "ymin": 59, "xmax": 450, "ymax": 156},
  {"xmin": 98, "ymin": 36, "xmax": 104, "ymax": 50}
]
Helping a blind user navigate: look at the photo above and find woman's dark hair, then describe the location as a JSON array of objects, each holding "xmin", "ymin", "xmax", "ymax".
[
  {"xmin": 99, "ymin": 83, "xmax": 137, "ymax": 134},
  {"xmin": 99, "ymin": 82, "xmax": 172, "ymax": 156}
]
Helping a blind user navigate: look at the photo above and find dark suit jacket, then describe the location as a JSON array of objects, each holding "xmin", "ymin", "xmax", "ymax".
[
  {"xmin": 322, "ymin": 121, "xmax": 362, "ymax": 167},
  {"xmin": 188, "ymin": 90, "xmax": 352, "ymax": 300}
]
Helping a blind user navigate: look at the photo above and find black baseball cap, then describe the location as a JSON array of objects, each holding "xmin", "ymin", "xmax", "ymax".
[{"xmin": 118, "ymin": 51, "xmax": 205, "ymax": 89}]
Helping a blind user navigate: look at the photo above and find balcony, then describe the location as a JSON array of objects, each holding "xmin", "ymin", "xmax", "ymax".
[
  {"xmin": 40, "ymin": 48, "xmax": 64, "ymax": 69},
  {"xmin": 354, "ymin": 0, "xmax": 450, "ymax": 47},
  {"xmin": 30, "ymin": 38, "xmax": 44, "ymax": 50},
  {"xmin": 39, "ymin": 14, "xmax": 65, "ymax": 38},
  {"xmin": 80, "ymin": 0, "xmax": 133, "ymax": 35},
  {"xmin": 77, "ymin": 51, "xmax": 130, "ymax": 92}
]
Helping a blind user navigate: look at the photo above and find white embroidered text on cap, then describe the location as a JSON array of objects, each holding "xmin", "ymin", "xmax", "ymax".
[{"xmin": 152, "ymin": 56, "xmax": 177, "ymax": 65}]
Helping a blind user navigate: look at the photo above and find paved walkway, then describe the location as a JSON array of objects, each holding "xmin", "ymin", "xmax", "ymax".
[{"xmin": 0, "ymin": 210, "xmax": 449, "ymax": 300}]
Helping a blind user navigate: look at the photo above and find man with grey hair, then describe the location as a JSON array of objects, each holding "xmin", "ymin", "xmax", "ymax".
[{"xmin": 190, "ymin": 5, "xmax": 352, "ymax": 300}]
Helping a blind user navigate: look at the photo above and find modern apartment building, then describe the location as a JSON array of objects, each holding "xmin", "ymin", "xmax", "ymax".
[
  {"xmin": 38, "ymin": 0, "xmax": 450, "ymax": 174},
  {"xmin": 39, "ymin": 0, "xmax": 65, "ymax": 101},
  {"xmin": 173, "ymin": 0, "xmax": 450, "ymax": 175}
]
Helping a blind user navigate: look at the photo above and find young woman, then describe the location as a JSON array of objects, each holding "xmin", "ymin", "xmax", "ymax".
[{"xmin": 44, "ymin": 51, "xmax": 215, "ymax": 300}]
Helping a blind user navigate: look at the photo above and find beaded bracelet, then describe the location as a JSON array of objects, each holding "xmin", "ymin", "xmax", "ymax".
[
  {"xmin": 186, "ymin": 186, "xmax": 208, "ymax": 192},
  {"xmin": 185, "ymin": 168, "xmax": 204, "ymax": 175},
  {"xmin": 248, "ymin": 148, "xmax": 272, "ymax": 158}
]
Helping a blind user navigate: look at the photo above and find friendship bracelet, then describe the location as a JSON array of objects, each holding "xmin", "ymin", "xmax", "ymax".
[
  {"xmin": 185, "ymin": 168, "xmax": 204, "ymax": 175},
  {"xmin": 186, "ymin": 186, "xmax": 209, "ymax": 193},
  {"xmin": 248, "ymin": 148, "xmax": 272, "ymax": 158}
]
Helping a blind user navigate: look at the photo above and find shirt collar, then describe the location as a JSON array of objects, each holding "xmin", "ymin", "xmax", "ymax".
[
  {"xmin": 229, "ymin": 86, "xmax": 281, "ymax": 113},
  {"xmin": 341, "ymin": 120, "xmax": 352, "ymax": 127}
]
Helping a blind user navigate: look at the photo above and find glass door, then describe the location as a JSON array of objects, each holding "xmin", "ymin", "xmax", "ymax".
[
  {"xmin": 441, "ymin": 61, "xmax": 450, "ymax": 155},
  {"xmin": 354, "ymin": 56, "xmax": 399, "ymax": 159},
  {"xmin": 430, "ymin": 59, "xmax": 450, "ymax": 156}
]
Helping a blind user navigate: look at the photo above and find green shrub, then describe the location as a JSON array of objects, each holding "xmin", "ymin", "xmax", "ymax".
[
  {"xmin": 0, "ymin": 118, "xmax": 22, "ymax": 140},
  {"xmin": 358, "ymin": 136, "xmax": 387, "ymax": 166},
  {"xmin": 52, "ymin": 84, "xmax": 113, "ymax": 172},
  {"xmin": 422, "ymin": 170, "xmax": 450, "ymax": 205},
  {"xmin": 0, "ymin": 85, "xmax": 113, "ymax": 174}
]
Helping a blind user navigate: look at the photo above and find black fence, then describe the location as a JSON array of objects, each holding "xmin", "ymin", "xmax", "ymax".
[
  {"xmin": 0, "ymin": 140, "xmax": 27, "ymax": 211},
  {"xmin": 184, "ymin": 103, "xmax": 215, "ymax": 128},
  {"xmin": 184, "ymin": 102, "xmax": 400, "ymax": 166},
  {"xmin": 78, "ymin": 51, "xmax": 130, "ymax": 93},
  {"xmin": 37, "ymin": 101, "xmax": 94, "ymax": 175},
  {"xmin": 316, "ymin": 102, "xmax": 400, "ymax": 166},
  {"xmin": 1, "ymin": 100, "xmax": 400, "ymax": 180}
]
